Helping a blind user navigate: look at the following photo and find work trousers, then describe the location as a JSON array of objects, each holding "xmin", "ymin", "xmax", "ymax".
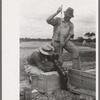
[{"xmin": 52, "ymin": 40, "xmax": 81, "ymax": 70}]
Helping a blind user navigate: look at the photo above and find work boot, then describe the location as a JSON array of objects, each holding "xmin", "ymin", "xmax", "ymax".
[
  {"xmin": 60, "ymin": 77, "xmax": 69, "ymax": 91},
  {"xmin": 72, "ymin": 57, "xmax": 81, "ymax": 70},
  {"xmin": 60, "ymin": 71, "xmax": 68, "ymax": 90}
]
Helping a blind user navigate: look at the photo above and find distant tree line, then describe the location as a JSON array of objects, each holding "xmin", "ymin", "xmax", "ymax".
[
  {"xmin": 74, "ymin": 32, "xmax": 96, "ymax": 43},
  {"xmin": 73, "ymin": 37, "xmax": 96, "ymax": 43},
  {"xmin": 20, "ymin": 37, "xmax": 52, "ymax": 42},
  {"xmin": 20, "ymin": 32, "xmax": 96, "ymax": 44}
]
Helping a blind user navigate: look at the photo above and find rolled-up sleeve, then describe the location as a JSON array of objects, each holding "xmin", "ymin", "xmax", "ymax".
[{"xmin": 46, "ymin": 17, "xmax": 60, "ymax": 26}]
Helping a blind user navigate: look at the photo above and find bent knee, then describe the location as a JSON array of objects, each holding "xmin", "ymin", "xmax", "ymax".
[{"xmin": 71, "ymin": 48, "xmax": 79, "ymax": 58}]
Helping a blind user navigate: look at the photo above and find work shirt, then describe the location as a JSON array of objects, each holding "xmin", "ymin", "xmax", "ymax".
[
  {"xmin": 27, "ymin": 49, "xmax": 55, "ymax": 72},
  {"xmin": 27, "ymin": 49, "xmax": 44, "ymax": 67},
  {"xmin": 47, "ymin": 17, "xmax": 74, "ymax": 43}
]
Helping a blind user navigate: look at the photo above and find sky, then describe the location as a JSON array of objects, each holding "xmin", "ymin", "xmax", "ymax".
[{"xmin": 20, "ymin": 0, "xmax": 97, "ymax": 39}]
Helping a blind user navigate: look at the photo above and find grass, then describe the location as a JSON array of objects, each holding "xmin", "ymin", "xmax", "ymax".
[
  {"xmin": 62, "ymin": 51, "xmax": 95, "ymax": 62},
  {"xmin": 20, "ymin": 41, "xmax": 96, "ymax": 100},
  {"xmin": 73, "ymin": 41, "xmax": 95, "ymax": 48}
]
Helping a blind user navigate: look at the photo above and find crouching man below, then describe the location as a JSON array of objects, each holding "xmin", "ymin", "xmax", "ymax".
[
  {"xmin": 25, "ymin": 44, "xmax": 68, "ymax": 90},
  {"xmin": 26, "ymin": 44, "xmax": 56, "ymax": 74}
]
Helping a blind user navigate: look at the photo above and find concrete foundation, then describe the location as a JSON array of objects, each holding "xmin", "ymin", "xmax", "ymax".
[{"xmin": 31, "ymin": 71, "xmax": 61, "ymax": 94}]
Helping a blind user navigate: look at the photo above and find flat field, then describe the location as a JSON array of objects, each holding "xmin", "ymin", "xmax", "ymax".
[{"xmin": 20, "ymin": 41, "xmax": 95, "ymax": 64}]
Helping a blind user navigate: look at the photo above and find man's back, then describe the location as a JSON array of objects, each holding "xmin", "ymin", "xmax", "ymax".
[
  {"xmin": 27, "ymin": 50, "xmax": 42, "ymax": 66},
  {"xmin": 27, "ymin": 49, "xmax": 56, "ymax": 72}
]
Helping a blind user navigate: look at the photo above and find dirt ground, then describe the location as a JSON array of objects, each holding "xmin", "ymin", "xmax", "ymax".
[{"xmin": 20, "ymin": 41, "xmax": 96, "ymax": 100}]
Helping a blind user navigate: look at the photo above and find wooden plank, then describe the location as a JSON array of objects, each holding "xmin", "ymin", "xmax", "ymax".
[
  {"xmin": 69, "ymin": 79, "xmax": 95, "ymax": 91},
  {"xmin": 68, "ymin": 69, "xmax": 83, "ymax": 86},
  {"xmin": 82, "ymin": 76, "xmax": 95, "ymax": 83},
  {"xmin": 82, "ymin": 82, "xmax": 95, "ymax": 91},
  {"xmin": 69, "ymin": 81, "xmax": 83, "ymax": 89},
  {"xmin": 84, "ymin": 69, "xmax": 96, "ymax": 74},
  {"xmin": 68, "ymin": 69, "xmax": 96, "ymax": 91},
  {"xmin": 68, "ymin": 73, "xmax": 82, "ymax": 79},
  {"xmin": 68, "ymin": 69, "xmax": 95, "ymax": 78},
  {"xmin": 68, "ymin": 85, "xmax": 96, "ymax": 98},
  {"xmin": 68, "ymin": 74, "xmax": 83, "ymax": 84},
  {"xmin": 68, "ymin": 69, "xmax": 81, "ymax": 75},
  {"xmin": 81, "ymin": 72, "xmax": 95, "ymax": 79},
  {"xmin": 68, "ymin": 70, "xmax": 95, "ymax": 84},
  {"xmin": 82, "ymin": 79, "xmax": 95, "ymax": 91},
  {"xmin": 68, "ymin": 69, "xmax": 95, "ymax": 80},
  {"xmin": 82, "ymin": 77, "xmax": 95, "ymax": 85},
  {"xmin": 81, "ymin": 71, "xmax": 95, "ymax": 91}
]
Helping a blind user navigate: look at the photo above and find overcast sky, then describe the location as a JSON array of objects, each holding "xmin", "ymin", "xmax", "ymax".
[{"xmin": 20, "ymin": 0, "xmax": 97, "ymax": 39}]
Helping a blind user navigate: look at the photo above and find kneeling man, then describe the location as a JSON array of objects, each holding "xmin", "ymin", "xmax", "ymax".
[{"xmin": 25, "ymin": 44, "xmax": 68, "ymax": 90}]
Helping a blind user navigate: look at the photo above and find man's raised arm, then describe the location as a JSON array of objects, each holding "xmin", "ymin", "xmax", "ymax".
[{"xmin": 46, "ymin": 7, "xmax": 62, "ymax": 25}]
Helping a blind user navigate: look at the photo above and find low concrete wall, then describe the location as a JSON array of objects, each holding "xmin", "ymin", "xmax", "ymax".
[{"xmin": 31, "ymin": 71, "xmax": 61, "ymax": 94}]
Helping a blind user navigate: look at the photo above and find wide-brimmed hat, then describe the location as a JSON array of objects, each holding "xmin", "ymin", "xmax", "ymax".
[
  {"xmin": 64, "ymin": 7, "xmax": 74, "ymax": 17},
  {"xmin": 39, "ymin": 44, "xmax": 54, "ymax": 55}
]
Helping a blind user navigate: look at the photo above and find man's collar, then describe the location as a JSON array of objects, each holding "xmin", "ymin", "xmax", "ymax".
[{"xmin": 61, "ymin": 18, "xmax": 70, "ymax": 23}]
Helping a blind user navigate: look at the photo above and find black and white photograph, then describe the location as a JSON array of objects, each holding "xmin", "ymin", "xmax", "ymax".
[{"xmin": 20, "ymin": 0, "xmax": 97, "ymax": 100}]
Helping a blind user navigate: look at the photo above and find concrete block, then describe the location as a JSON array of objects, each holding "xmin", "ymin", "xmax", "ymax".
[
  {"xmin": 31, "ymin": 74, "xmax": 39, "ymax": 90},
  {"xmin": 31, "ymin": 71, "xmax": 61, "ymax": 94}
]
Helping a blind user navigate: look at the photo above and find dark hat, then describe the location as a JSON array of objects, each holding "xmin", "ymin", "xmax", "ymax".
[
  {"xmin": 64, "ymin": 7, "xmax": 74, "ymax": 17},
  {"xmin": 39, "ymin": 44, "xmax": 54, "ymax": 55}
]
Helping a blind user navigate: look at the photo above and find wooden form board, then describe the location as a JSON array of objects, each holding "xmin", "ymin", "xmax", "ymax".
[
  {"xmin": 68, "ymin": 69, "xmax": 96, "ymax": 91},
  {"xmin": 68, "ymin": 85, "xmax": 96, "ymax": 98}
]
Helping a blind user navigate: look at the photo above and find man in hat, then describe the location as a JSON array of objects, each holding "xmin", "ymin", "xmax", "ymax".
[
  {"xmin": 46, "ymin": 7, "xmax": 81, "ymax": 70},
  {"xmin": 21, "ymin": 44, "xmax": 58, "ymax": 96},
  {"xmin": 25, "ymin": 44, "xmax": 68, "ymax": 90},
  {"xmin": 26, "ymin": 44, "xmax": 56, "ymax": 73}
]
